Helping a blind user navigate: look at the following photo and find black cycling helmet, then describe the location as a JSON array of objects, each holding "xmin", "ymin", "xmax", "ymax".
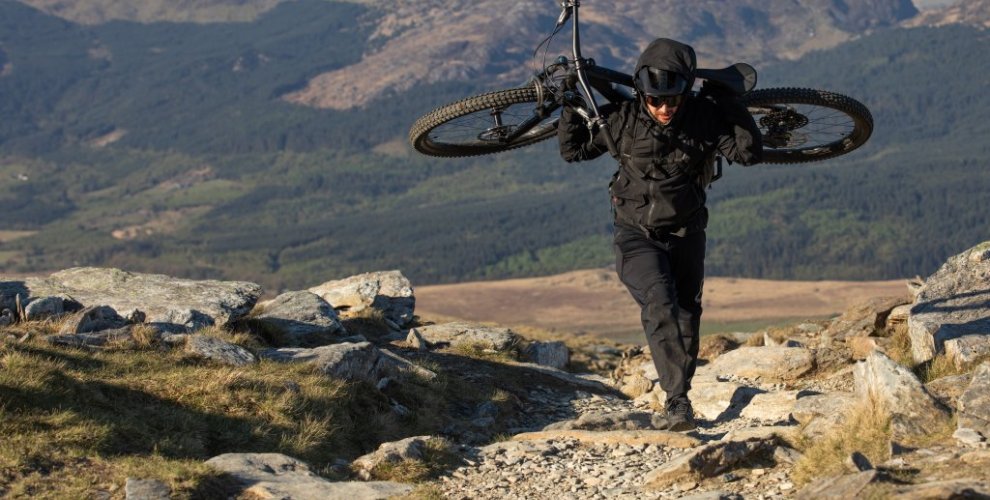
[
  {"xmin": 634, "ymin": 67, "xmax": 691, "ymax": 97},
  {"xmin": 633, "ymin": 38, "xmax": 697, "ymax": 98}
]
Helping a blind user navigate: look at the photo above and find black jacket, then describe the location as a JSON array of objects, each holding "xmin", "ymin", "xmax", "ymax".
[{"xmin": 558, "ymin": 40, "xmax": 763, "ymax": 234}]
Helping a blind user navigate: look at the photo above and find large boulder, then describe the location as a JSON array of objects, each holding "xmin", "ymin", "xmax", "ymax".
[
  {"xmin": 854, "ymin": 352, "xmax": 950, "ymax": 439},
  {"xmin": 205, "ymin": 453, "xmax": 412, "ymax": 499},
  {"xmin": 185, "ymin": 334, "xmax": 256, "ymax": 366},
  {"xmin": 407, "ymin": 322, "xmax": 518, "ymax": 352},
  {"xmin": 308, "ymin": 271, "xmax": 414, "ymax": 327},
  {"xmin": 251, "ymin": 291, "xmax": 346, "ymax": 347},
  {"xmin": 351, "ymin": 436, "xmax": 450, "ymax": 480},
  {"xmin": 707, "ymin": 346, "xmax": 815, "ymax": 381},
  {"xmin": 258, "ymin": 342, "xmax": 433, "ymax": 385},
  {"xmin": 957, "ymin": 362, "xmax": 990, "ymax": 443},
  {"xmin": 825, "ymin": 295, "xmax": 910, "ymax": 340},
  {"xmin": 2, "ymin": 268, "xmax": 261, "ymax": 330},
  {"xmin": 908, "ymin": 241, "xmax": 990, "ymax": 363}
]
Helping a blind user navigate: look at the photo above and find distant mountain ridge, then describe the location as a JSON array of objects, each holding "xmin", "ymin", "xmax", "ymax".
[
  {"xmin": 16, "ymin": 0, "xmax": 919, "ymax": 109},
  {"xmin": 1, "ymin": 0, "xmax": 989, "ymax": 289}
]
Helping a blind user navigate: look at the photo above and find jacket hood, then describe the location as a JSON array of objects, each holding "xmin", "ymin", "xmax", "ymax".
[{"xmin": 635, "ymin": 38, "xmax": 696, "ymax": 80}]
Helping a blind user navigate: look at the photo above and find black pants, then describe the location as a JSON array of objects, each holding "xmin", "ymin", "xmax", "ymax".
[{"xmin": 613, "ymin": 224, "xmax": 704, "ymax": 406}]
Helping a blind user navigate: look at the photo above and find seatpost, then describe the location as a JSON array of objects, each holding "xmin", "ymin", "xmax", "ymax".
[{"xmin": 569, "ymin": 1, "xmax": 619, "ymax": 159}]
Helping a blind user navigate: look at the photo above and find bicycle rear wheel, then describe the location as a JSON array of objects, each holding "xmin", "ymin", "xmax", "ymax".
[
  {"xmin": 741, "ymin": 88, "xmax": 873, "ymax": 164},
  {"xmin": 409, "ymin": 87, "xmax": 560, "ymax": 157}
]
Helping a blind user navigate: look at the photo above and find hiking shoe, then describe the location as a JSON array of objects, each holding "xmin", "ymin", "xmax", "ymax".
[{"xmin": 660, "ymin": 400, "xmax": 696, "ymax": 432}]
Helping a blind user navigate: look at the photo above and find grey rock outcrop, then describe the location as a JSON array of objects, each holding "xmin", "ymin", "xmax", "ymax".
[
  {"xmin": 944, "ymin": 334, "xmax": 990, "ymax": 368},
  {"xmin": 308, "ymin": 270, "xmax": 414, "ymax": 327},
  {"xmin": 23, "ymin": 296, "xmax": 65, "ymax": 321},
  {"xmin": 58, "ymin": 305, "xmax": 128, "ymax": 334},
  {"xmin": 957, "ymin": 362, "xmax": 990, "ymax": 443},
  {"xmin": 407, "ymin": 322, "xmax": 518, "ymax": 352},
  {"xmin": 889, "ymin": 479, "xmax": 990, "ymax": 499},
  {"xmin": 791, "ymin": 392, "xmax": 858, "ymax": 437},
  {"xmin": 46, "ymin": 326, "xmax": 135, "ymax": 348},
  {"xmin": 351, "ymin": 435, "xmax": 447, "ymax": 480},
  {"xmin": 854, "ymin": 352, "xmax": 950, "ymax": 439},
  {"xmin": 205, "ymin": 453, "xmax": 412, "ymax": 499},
  {"xmin": 252, "ymin": 291, "xmax": 346, "ymax": 347},
  {"xmin": 825, "ymin": 295, "xmax": 909, "ymax": 340},
  {"xmin": 258, "ymin": 342, "xmax": 425, "ymax": 385},
  {"xmin": 795, "ymin": 470, "xmax": 878, "ymax": 499},
  {"xmin": 708, "ymin": 346, "xmax": 815, "ymax": 381},
  {"xmin": 185, "ymin": 334, "xmax": 257, "ymax": 366},
  {"xmin": 908, "ymin": 241, "xmax": 990, "ymax": 363},
  {"xmin": 124, "ymin": 478, "xmax": 171, "ymax": 500},
  {"xmin": 5, "ymin": 267, "xmax": 261, "ymax": 330}
]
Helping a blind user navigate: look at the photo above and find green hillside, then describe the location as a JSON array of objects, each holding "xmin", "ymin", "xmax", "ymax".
[{"xmin": 0, "ymin": 0, "xmax": 987, "ymax": 287}]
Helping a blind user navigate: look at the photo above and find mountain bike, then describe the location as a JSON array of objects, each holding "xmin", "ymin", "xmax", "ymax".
[{"xmin": 409, "ymin": 1, "xmax": 873, "ymax": 164}]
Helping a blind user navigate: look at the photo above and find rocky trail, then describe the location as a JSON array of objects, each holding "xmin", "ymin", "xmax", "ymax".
[{"xmin": 2, "ymin": 243, "xmax": 989, "ymax": 498}]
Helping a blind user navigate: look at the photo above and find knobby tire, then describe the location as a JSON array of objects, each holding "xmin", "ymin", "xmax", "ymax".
[
  {"xmin": 409, "ymin": 87, "xmax": 559, "ymax": 158},
  {"xmin": 741, "ymin": 87, "xmax": 873, "ymax": 164}
]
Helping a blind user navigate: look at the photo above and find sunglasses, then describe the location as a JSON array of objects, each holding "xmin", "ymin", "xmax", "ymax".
[{"xmin": 645, "ymin": 94, "xmax": 684, "ymax": 107}]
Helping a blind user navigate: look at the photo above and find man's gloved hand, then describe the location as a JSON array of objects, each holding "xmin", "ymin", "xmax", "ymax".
[{"xmin": 698, "ymin": 80, "xmax": 737, "ymax": 104}]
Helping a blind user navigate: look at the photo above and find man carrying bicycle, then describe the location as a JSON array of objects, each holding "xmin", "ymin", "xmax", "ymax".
[{"xmin": 558, "ymin": 38, "xmax": 763, "ymax": 431}]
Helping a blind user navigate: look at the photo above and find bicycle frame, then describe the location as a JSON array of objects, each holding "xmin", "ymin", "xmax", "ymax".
[{"xmin": 503, "ymin": 1, "xmax": 627, "ymax": 154}]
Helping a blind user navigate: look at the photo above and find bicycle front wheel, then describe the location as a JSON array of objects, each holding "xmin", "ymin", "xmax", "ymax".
[
  {"xmin": 742, "ymin": 88, "xmax": 874, "ymax": 164},
  {"xmin": 409, "ymin": 87, "xmax": 560, "ymax": 158}
]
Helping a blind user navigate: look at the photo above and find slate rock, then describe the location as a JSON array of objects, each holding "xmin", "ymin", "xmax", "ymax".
[
  {"xmin": 689, "ymin": 379, "xmax": 760, "ymax": 422},
  {"xmin": 795, "ymin": 470, "xmax": 878, "ymax": 499},
  {"xmin": 58, "ymin": 305, "xmax": 128, "ymax": 334},
  {"xmin": 958, "ymin": 362, "xmax": 990, "ymax": 441},
  {"xmin": 308, "ymin": 270, "xmax": 414, "ymax": 327},
  {"xmin": 185, "ymin": 334, "xmax": 256, "ymax": 366},
  {"xmin": 124, "ymin": 478, "xmax": 170, "ymax": 500},
  {"xmin": 825, "ymin": 296, "xmax": 909, "ymax": 340},
  {"xmin": 944, "ymin": 334, "xmax": 990, "ymax": 368},
  {"xmin": 351, "ymin": 436, "xmax": 442, "ymax": 480},
  {"xmin": 739, "ymin": 390, "xmax": 800, "ymax": 422},
  {"xmin": 205, "ymin": 453, "xmax": 412, "ymax": 499},
  {"xmin": 908, "ymin": 241, "xmax": 990, "ymax": 363},
  {"xmin": 23, "ymin": 296, "xmax": 64, "ymax": 321},
  {"xmin": 523, "ymin": 341, "xmax": 569, "ymax": 369},
  {"xmin": 925, "ymin": 373, "xmax": 973, "ymax": 411},
  {"xmin": 14, "ymin": 267, "xmax": 261, "ymax": 329},
  {"xmin": 890, "ymin": 479, "xmax": 990, "ymax": 499},
  {"xmin": 46, "ymin": 326, "xmax": 134, "ymax": 348},
  {"xmin": 258, "ymin": 342, "xmax": 390, "ymax": 384},
  {"xmin": 643, "ymin": 437, "xmax": 778, "ymax": 488},
  {"xmin": 543, "ymin": 411, "xmax": 667, "ymax": 431},
  {"xmin": 792, "ymin": 392, "xmax": 858, "ymax": 437},
  {"xmin": 854, "ymin": 352, "xmax": 950, "ymax": 439},
  {"xmin": 252, "ymin": 291, "xmax": 346, "ymax": 347},
  {"xmin": 708, "ymin": 346, "xmax": 814, "ymax": 381},
  {"xmin": 407, "ymin": 322, "xmax": 518, "ymax": 352}
]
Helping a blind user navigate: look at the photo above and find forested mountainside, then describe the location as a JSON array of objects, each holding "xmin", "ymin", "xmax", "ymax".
[{"xmin": 0, "ymin": 0, "xmax": 987, "ymax": 289}]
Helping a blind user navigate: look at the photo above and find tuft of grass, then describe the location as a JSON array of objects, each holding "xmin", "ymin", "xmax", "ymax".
[
  {"xmin": 886, "ymin": 323, "xmax": 914, "ymax": 368},
  {"xmin": 791, "ymin": 397, "xmax": 892, "ymax": 485}
]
